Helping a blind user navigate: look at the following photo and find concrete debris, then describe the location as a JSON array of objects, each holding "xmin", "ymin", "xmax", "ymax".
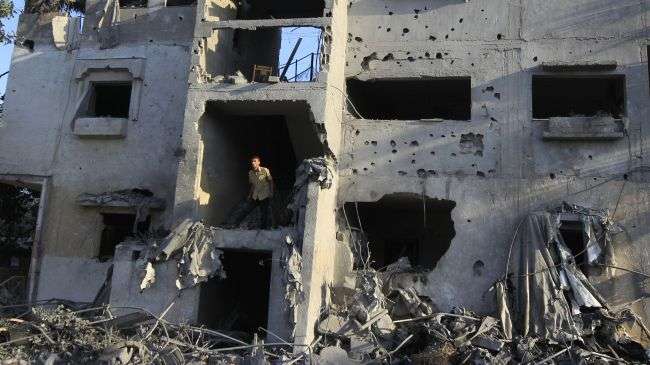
[
  {"xmin": 294, "ymin": 157, "xmax": 334, "ymax": 190},
  {"xmin": 97, "ymin": 0, "xmax": 121, "ymax": 49},
  {"xmin": 0, "ymin": 302, "xmax": 315, "ymax": 364},
  {"xmin": 503, "ymin": 202, "xmax": 621, "ymax": 341},
  {"xmin": 139, "ymin": 262, "xmax": 156, "ymax": 291},
  {"xmin": 287, "ymin": 157, "xmax": 334, "ymax": 230},
  {"xmin": 77, "ymin": 189, "xmax": 165, "ymax": 229},
  {"xmin": 226, "ymin": 71, "xmax": 248, "ymax": 85},
  {"xmin": 280, "ymin": 234, "xmax": 303, "ymax": 338},
  {"xmin": 143, "ymin": 220, "xmax": 226, "ymax": 291},
  {"xmin": 312, "ymin": 245, "xmax": 649, "ymax": 363}
]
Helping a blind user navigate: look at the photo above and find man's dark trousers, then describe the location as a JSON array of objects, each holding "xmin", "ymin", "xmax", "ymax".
[{"xmin": 231, "ymin": 198, "xmax": 271, "ymax": 229}]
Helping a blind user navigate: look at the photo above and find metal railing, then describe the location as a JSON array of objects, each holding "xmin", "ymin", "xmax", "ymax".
[{"xmin": 278, "ymin": 52, "xmax": 320, "ymax": 82}]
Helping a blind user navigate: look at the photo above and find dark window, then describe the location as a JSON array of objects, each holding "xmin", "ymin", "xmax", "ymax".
[
  {"xmin": 532, "ymin": 75, "xmax": 625, "ymax": 119},
  {"xmin": 344, "ymin": 194, "xmax": 456, "ymax": 270},
  {"xmin": 198, "ymin": 249, "xmax": 272, "ymax": 340},
  {"xmin": 559, "ymin": 220, "xmax": 587, "ymax": 270},
  {"xmin": 237, "ymin": 0, "xmax": 325, "ymax": 20},
  {"xmin": 346, "ymin": 78, "xmax": 472, "ymax": 120},
  {"xmin": 166, "ymin": 0, "xmax": 195, "ymax": 6},
  {"xmin": 120, "ymin": 0, "xmax": 147, "ymax": 8},
  {"xmin": 90, "ymin": 83, "xmax": 132, "ymax": 118},
  {"xmin": 99, "ymin": 213, "xmax": 149, "ymax": 260}
]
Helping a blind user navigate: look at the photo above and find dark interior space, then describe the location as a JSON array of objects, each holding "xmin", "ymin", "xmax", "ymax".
[
  {"xmin": 559, "ymin": 220, "xmax": 587, "ymax": 270},
  {"xmin": 0, "ymin": 183, "xmax": 39, "ymax": 303},
  {"xmin": 200, "ymin": 100, "xmax": 322, "ymax": 228},
  {"xmin": 90, "ymin": 82, "xmax": 132, "ymax": 118},
  {"xmin": 166, "ymin": 0, "xmax": 195, "ymax": 6},
  {"xmin": 233, "ymin": 29, "xmax": 282, "ymax": 81},
  {"xmin": 198, "ymin": 249, "xmax": 272, "ymax": 340},
  {"xmin": 532, "ymin": 75, "xmax": 625, "ymax": 119},
  {"xmin": 120, "ymin": 0, "xmax": 147, "ymax": 8},
  {"xmin": 99, "ymin": 213, "xmax": 150, "ymax": 261},
  {"xmin": 344, "ymin": 194, "xmax": 456, "ymax": 270},
  {"xmin": 346, "ymin": 78, "xmax": 472, "ymax": 120},
  {"xmin": 237, "ymin": 0, "xmax": 325, "ymax": 20}
]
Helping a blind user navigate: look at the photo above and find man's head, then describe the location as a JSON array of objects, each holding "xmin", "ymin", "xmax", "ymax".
[{"xmin": 250, "ymin": 156, "xmax": 261, "ymax": 169}]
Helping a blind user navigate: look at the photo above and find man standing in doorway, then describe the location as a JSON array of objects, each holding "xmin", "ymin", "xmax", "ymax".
[{"xmin": 228, "ymin": 156, "xmax": 274, "ymax": 229}]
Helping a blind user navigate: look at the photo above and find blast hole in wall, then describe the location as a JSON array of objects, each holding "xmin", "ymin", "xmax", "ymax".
[{"xmin": 344, "ymin": 194, "xmax": 456, "ymax": 270}]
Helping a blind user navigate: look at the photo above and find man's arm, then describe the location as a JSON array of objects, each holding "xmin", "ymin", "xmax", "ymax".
[
  {"xmin": 247, "ymin": 172, "xmax": 254, "ymax": 200},
  {"xmin": 267, "ymin": 169, "xmax": 274, "ymax": 197}
]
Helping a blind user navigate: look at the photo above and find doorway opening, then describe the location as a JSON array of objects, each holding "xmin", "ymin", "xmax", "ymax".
[
  {"xmin": 0, "ymin": 182, "xmax": 40, "ymax": 305},
  {"xmin": 197, "ymin": 249, "xmax": 272, "ymax": 340}
]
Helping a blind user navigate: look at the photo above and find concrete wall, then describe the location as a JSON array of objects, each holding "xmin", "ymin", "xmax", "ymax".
[
  {"xmin": 0, "ymin": 1, "xmax": 195, "ymax": 301},
  {"xmin": 340, "ymin": 0, "xmax": 650, "ymax": 319}
]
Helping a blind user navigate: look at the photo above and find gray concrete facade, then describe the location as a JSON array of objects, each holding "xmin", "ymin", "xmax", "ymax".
[{"xmin": 0, "ymin": 0, "xmax": 648, "ymax": 348}]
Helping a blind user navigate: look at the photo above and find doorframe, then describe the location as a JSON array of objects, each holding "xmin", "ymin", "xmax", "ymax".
[{"xmin": 0, "ymin": 174, "xmax": 51, "ymax": 302}]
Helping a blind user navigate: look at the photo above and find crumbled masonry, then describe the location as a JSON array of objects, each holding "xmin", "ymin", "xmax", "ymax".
[{"xmin": 77, "ymin": 189, "xmax": 166, "ymax": 229}]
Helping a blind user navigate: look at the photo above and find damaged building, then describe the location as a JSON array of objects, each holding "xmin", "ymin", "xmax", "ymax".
[{"xmin": 0, "ymin": 0, "xmax": 649, "ymax": 363}]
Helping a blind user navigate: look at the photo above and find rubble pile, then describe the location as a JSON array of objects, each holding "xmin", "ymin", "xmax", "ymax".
[
  {"xmin": 314, "ymin": 256, "xmax": 649, "ymax": 364},
  {"xmin": 0, "ymin": 302, "xmax": 312, "ymax": 364},
  {"xmin": 309, "ymin": 203, "xmax": 650, "ymax": 363}
]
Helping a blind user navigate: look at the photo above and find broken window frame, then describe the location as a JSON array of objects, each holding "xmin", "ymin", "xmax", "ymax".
[
  {"xmin": 0, "ymin": 175, "xmax": 50, "ymax": 304},
  {"xmin": 73, "ymin": 59, "xmax": 145, "ymax": 121},
  {"xmin": 98, "ymin": 212, "xmax": 151, "ymax": 261}
]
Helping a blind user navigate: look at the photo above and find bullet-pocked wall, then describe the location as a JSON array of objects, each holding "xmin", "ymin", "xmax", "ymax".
[
  {"xmin": 0, "ymin": 0, "xmax": 196, "ymax": 303},
  {"xmin": 339, "ymin": 0, "xmax": 650, "ymax": 318}
]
